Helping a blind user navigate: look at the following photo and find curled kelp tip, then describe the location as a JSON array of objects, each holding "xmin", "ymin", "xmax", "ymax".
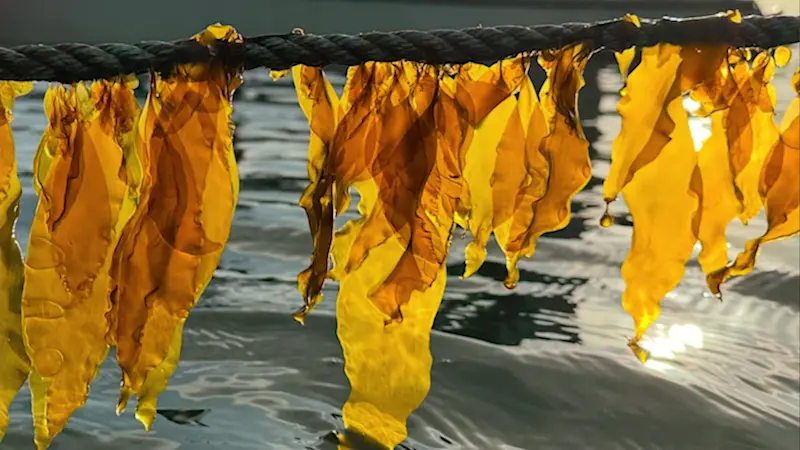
[
  {"xmin": 116, "ymin": 387, "xmax": 132, "ymax": 416},
  {"xmin": 0, "ymin": 81, "xmax": 34, "ymax": 115},
  {"xmin": 270, "ymin": 69, "xmax": 290, "ymax": 81}
]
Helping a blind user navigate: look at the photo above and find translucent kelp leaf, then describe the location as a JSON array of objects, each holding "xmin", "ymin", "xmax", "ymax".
[
  {"xmin": 461, "ymin": 92, "xmax": 518, "ymax": 277},
  {"xmin": 493, "ymin": 46, "xmax": 592, "ymax": 288},
  {"xmin": 331, "ymin": 62, "xmax": 451, "ymax": 449},
  {"xmin": 0, "ymin": 81, "xmax": 32, "ymax": 442},
  {"xmin": 491, "ymin": 75, "xmax": 549, "ymax": 286},
  {"xmin": 694, "ymin": 113, "xmax": 740, "ymax": 274},
  {"xmin": 292, "ymin": 65, "xmax": 340, "ymax": 322},
  {"xmin": 513, "ymin": 46, "xmax": 591, "ymax": 281},
  {"xmin": 724, "ymin": 52, "xmax": 780, "ymax": 224},
  {"xmin": 603, "ymin": 45, "xmax": 684, "ymax": 209},
  {"xmin": 333, "ymin": 217, "xmax": 446, "ymax": 449},
  {"xmin": 111, "ymin": 24, "xmax": 243, "ymax": 431},
  {"xmin": 611, "ymin": 45, "xmax": 700, "ymax": 360},
  {"xmin": 442, "ymin": 57, "xmax": 527, "ymax": 276},
  {"xmin": 22, "ymin": 80, "xmax": 138, "ymax": 449},
  {"xmin": 328, "ymin": 63, "xmax": 402, "ymax": 273},
  {"xmin": 707, "ymin": 68, "xmax": 800, "ymax": 296}
]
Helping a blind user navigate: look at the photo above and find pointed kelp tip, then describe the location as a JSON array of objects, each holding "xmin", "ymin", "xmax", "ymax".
[
  {"xmin": 628, "ymin": 339, "xmax": 650, "ymax": 364},
  {"xmin": 116, "ymin": 388, "xmax": 132, "ymax": 416},
  {"xmin": 135, "ymin": 410, "xmax": 155, "ymax": 433},
  {"xmin": 291, "ymin": 307, "xmax": 308, "ymax": 326}
]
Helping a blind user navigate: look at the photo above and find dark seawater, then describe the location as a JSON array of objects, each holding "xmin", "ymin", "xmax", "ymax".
[{"xmin": 1, "ymin": 53, "xmax": 798, "ymax": 450}]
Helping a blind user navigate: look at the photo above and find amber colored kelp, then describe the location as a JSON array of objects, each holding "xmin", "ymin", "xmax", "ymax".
[
  {"xmin": 708, "ymin": 67, "xmax": 800, "ymax": 294},
  {"xmin": 0, "ymin": 13, "xmax": 797, "ymax": 450},
  {"xmin": 289, "ymin": 37, "xmax": 799, "ymax": 445},
  {"xmin": 22, "ymin": 79, "xmax": 140, "ymax": 449},
  {"xmin": 110, "ymin": 24, "xmax": 242, "ymax": 430},
  {"xmin": 0, "ymin": 81, "xmax": 32, "ymax": 440},
  {"xmin": 604, "ymin": 42, "xmax": 797, "ymax": 359}
]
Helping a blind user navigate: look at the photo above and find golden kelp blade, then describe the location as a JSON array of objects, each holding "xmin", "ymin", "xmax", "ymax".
[
  {"xmin": 22, "ymin": 80, "xmax": 138, "ymax": 449},
  {"xmin": 612, "ymin": 44, "xmax": 699, "ymax": 360},
  {"xmin": 331, "ymin": 63, "xmax": 437, "ymax": 448},
  {"xmin": 603, "ymin": 45, "xmax": 684, "ymax": 210},
  {"xmin": 694, "ymin": 113, "xmax": 740, "ymax": 274},
  {"xmin": 111, "ymin": 23, "xmax": 242, "ymax": 430},
  {"xmin": 450, "ymin": 57, "xmax": 527, "ymax": 277},
  {"xmin": 292, "ymin": 65, "xmax": 340, "ymax": 323},
  {"xmin": 502, "ymin": 46, "xmax": 592, "ymax": 288},
  {"xmin": 490, "ymin": 74, "xmax": 549, "ymax": 286},
  {"xmin": 0, "ymin": 81, "xmax": 32, "ymax": 441},
  {"xmin": 724, "ymin": 52, "xmax": 780, "ymax": 224},
  {"xmin": 707, "ymin": 68, "xmax": 800, "ymax": 295},
  {"xmin": 691, "ymin": 51, "xmax": 779, "ymax": 275}
]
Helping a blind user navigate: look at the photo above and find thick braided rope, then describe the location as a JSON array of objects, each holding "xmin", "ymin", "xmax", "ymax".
[{"xmin": 0, "ymin": 13, "xmax": 797, "ymax": 83}]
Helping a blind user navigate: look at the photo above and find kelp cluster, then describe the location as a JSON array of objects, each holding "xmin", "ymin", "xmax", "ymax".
[
  {"xmin": 0, "ymin": 13, "xmax": 796, "ymax": 450},
  {"xmin": 0, "ymin": 25, "xmax": 242, "ymax": 449},
  {"xmin": 284, "ymin": 15, "xmax": 798, "ymax": 450}
]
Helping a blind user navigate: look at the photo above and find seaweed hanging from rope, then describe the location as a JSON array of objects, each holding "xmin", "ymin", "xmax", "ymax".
[{"xmin": 0, "ymin": 11, "xmax": 797, "ymax": 450}]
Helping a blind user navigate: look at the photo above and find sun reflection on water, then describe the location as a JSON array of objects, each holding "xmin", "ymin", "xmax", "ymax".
[{"xmin": 639, "ymin": 324, "xmax": 704, "ymax": 372}]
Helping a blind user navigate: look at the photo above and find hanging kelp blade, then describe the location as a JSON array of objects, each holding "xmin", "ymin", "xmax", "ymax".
[
  {"xmin": 110, "ymin": 24, "xmax": 242, "ymax": 431},
  {"xmin": 22, "ymin": 79, "xmax": 140, "ymax": 449},
  {"xmin": 0, "ymin": 81, "xmax": 32, "ymax": 441}
]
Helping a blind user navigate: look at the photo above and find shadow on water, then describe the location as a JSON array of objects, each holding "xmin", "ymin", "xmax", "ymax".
[{"xmin": 437, "ymin": 261, "xmax": 584, "ymax": 346}]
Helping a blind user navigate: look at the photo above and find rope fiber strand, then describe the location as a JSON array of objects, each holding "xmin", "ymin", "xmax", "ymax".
[{"xmin": 0, "ymin": 13, "xmax": 797, "ymax": 83}]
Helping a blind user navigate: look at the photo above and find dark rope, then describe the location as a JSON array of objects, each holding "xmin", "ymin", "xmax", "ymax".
[{"xmin": 0, "ymin": 13, "xmax": 797, "ymax": 83}]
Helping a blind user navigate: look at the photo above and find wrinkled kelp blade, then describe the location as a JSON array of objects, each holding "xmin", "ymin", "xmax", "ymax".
[
  {"xmin": 111, "ymin": 24, "xmax": 242, "ymax": 430},
  {"xmin": 603, "ymin": 45, "xmax": 683, "ymax": 206},
  {"xmin": 22, "ymin": 80, "xmax": 138, "ymax": 448},
  {"xmin": 0, "ymin": 81, "xmax": 32, "ymax": 441},
  {"xmin": 292, "ymin": 65, "xmax": 340, "ymax": 322},
  {"xmin": 707, "ymin": 68, "xmax": 800, "ymax": 295},
  {"xmin": 449, "ymin": 58, "xmax": 527, "ymax": 277}
]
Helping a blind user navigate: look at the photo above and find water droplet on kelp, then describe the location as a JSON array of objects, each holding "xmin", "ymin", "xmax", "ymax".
[{"xmin": 600, "ymin": 203, "xmax": 614, "ymax": 228}]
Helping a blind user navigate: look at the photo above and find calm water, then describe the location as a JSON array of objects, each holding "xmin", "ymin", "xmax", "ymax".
[{"xmin": 1, "ymin": 54, "xmax": 799, "ymax": 450}]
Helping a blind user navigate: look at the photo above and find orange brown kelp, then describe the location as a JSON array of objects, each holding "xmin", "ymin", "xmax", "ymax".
[
  {"xmin": 0, "ymin": 81, "xmax": 32, "ymax": 441},
  {"xmin": 690, "ymin": 50, "xmax": 780, "ymax": 275},
  {"xmin": 305, "ymin": 57, "xmax": 527, "ymax": 447},
  {"xmin": 291, "ymin": 65, "xmax": 340, "ymax": 322},
  {"xmin": 707, "ymin": 67, "xmax": 800, "ymax": 295},
  {"xmin": 457, "ymin": 60, "xmax": 527, "ymax": 278},
  {"xmin": 110, "ymin": 24, "xmax": 242, "ymax": 430},
  {"xmin": 499, "ymin": 45, "xmax": 592, "ymax": 288},
  {"xmin": 22, "ymin": 78, "xmax": 140, "ymax": 449}
]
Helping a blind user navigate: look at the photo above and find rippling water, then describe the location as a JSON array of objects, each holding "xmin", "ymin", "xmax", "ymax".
[{"xmin": 2, "ymin": 54, "xmax": 799, "ymax": 449}]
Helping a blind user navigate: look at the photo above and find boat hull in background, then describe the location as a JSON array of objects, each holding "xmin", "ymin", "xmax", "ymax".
[{"xmin": 0, "ymin": 0, "xmax": 760, "ymax": 45}]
